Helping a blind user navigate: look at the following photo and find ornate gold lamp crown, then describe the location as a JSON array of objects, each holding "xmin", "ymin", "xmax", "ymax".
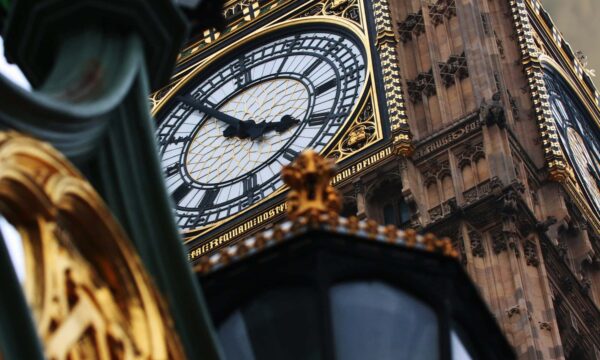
[{"xmin": 282, "ymin": 149, "xmax": 341, "ymax": 220}]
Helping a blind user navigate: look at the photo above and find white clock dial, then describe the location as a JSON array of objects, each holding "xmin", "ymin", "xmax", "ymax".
[{"xmin": 156, "ymin": 27, "xmax": 368, "ymax": 230}]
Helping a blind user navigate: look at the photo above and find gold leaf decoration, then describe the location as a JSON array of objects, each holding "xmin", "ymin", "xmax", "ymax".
[{"xmin": 0, "ymin": 132, "xmax": 184, "ymax": 360}]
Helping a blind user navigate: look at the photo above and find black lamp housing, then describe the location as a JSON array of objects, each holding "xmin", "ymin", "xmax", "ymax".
[{"xmin": 199, "ymin": 225, "xmax": 515, "ymax": 360}]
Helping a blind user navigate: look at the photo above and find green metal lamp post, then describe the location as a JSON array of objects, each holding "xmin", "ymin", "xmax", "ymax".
[{"xmin": 0, "ymin": 0, "xmax": 223, "ymax": 359}]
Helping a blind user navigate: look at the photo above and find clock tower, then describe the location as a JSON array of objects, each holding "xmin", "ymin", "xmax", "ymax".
[{"xmin": 152, "ymin": 0, "xmax": 600, "ymax": 358}]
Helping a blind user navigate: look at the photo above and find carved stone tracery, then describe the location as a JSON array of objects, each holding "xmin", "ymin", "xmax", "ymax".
[
  {"xmin": 492, "ymin": 229, "xmax": 509, "ymax": 254},
  {"xmin": 407, "ymin": 69, "xmax": 436, "ymax": 103},
  {"xmin": 439, "ymin": 52, "xmax": 469, "ymax": 87},
  {"xmin": 397, "ymin": 10, "xmax": 425, "ymax": 43},
  {"xmin": 428, "ymin": 0, "xmax": 457, "ymax": 26}
]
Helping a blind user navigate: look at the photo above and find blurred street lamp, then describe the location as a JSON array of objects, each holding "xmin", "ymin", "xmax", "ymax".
[{"xmin": 197, "ymin": 151, "xmax": 515, "ymax": 360}]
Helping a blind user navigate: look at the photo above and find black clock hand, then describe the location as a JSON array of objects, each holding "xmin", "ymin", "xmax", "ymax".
[
  {"xmin": 263, "ymin": 115, "xmax": 300, "ymax": 134},
  {"xmin": 178, "ymin": 95, "xmax": 298, "ymax": 140},
  {"xmin": 178, "ymin": 95, "xmax": 262, "ymax": 139},
  {"xmin": 242, "ymin": 115, "xmax": 300, "ymax": 140},
  {"xmin": 178, "ymin": 95, "xmax": 241, "ymax": 127},
  {"xmin": 276, "ymin": 115, "xmax": 301, "ymax": 132}
]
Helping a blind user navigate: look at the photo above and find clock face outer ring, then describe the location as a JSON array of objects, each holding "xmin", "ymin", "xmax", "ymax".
[
  {"xmin": 154, "ymin": 18, "xmax": 372, "ymax": 235},
  {"xmin": 543, "ymin": 63, "xmax": 600, "ymax": 215}
]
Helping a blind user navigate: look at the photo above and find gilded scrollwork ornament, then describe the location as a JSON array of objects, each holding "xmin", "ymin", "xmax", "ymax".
[
  {"xmin": 0, "ymin": 132, "xmax": 184, "ymax": 359},
  {"xmin": 300, "ymin": 0, "xmax": 361, "ymax": 24},
  {"xmin": 327, "ymin": 98, "xmax": 378, "ymax": 161}
]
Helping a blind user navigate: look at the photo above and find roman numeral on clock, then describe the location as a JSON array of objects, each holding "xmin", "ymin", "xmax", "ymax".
[
  {"xmin": 233, "ymin": 56, "xmax": 252, "ymax": 87},
  {"xmin": 308, "ymin": 112, "xmax": 329, "ymax": 126},
  {"xmin": 303, "ymin": 59, "xmax": 322, "ymax": 77},
  {"xmin": 282, "ymin": 149, "xmax": 300, "ymax": 162},
  {"xmin": 165, "ymin": 164, "xmax": 180, "ymax": 177},
  {"xmin": 315, "ymin": 79, "xmax": 337, "ymax": 96},
  {"xmin": 171, "ymin": 183, "xmax": 192, "ymax": 204},
  {"xmin": 243, "ymin": 174, "xmax": 258, "ymax": 194},
  {"xmin": 198, "ymin": 189, "xmax": 219, "ymax": 212}
]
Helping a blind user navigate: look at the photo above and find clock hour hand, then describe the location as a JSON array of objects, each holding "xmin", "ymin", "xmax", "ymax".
[
  {"xmin": 250, "ymin": 115, "xmax": 300, "ymax": 138},
  {"xmin": 177, "ymin": 95, "xmax": 261, "ymax": 139},
  {"xmin": 267, "ymin": 115, "xmax": 300, "ymax": 133}
]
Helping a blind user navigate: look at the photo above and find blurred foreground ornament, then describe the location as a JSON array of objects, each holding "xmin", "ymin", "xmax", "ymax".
[
  {"xmin": 177, "ymin": 0, "xmax": 226, "ymax": 34},
  {"xmin": 0, "ymin": 132, "xmax": 184, "ymax": 359}
]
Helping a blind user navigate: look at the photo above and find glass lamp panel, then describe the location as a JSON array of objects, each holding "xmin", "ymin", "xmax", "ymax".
[
  {"xmin": 217, "ymin": 287, "xmax": 322, "ymax": 360},
  {"xmin": 0, "ymin": 216, "xmax": 25, "ymax": 283},
  {"xmin": 330, "ymin": 281, "xmax": 439, "ymax": 360},
  {"xmin": 451, "ymin": 330, "xmax": 473, "ymax": 360}
]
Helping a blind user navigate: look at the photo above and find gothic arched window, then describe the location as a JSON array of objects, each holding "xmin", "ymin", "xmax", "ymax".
[{"xmin": 366, "ymin": 176, "xmax": 411, "ymax": 227}]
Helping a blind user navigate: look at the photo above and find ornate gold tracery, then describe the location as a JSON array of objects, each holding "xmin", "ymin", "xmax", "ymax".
[{"xmin": 0, "ymin": 132, "xmax": 183, "ymax": 359}]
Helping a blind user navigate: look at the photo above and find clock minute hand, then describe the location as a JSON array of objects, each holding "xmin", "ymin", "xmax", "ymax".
[
  {"xmin": 177, "ymin": 95, "xmax": 255, "ymax": 139},
  {"xmin": 177, "ymin": 95, "xmax": 241, "ymax": 127}
]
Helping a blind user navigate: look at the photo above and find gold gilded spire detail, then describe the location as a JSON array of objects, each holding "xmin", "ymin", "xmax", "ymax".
[{"xmin": 282, "ymin": 149, "xmax": 341, "ymax": 220}]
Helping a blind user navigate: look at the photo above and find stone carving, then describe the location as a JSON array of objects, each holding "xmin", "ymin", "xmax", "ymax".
[
  {"xmin": 492, "ymin": 230, "xmax": 508, "ymax": 254},
  {"xmin": 428, "ymin": 0, "xmax": 456, "ymax": 26},
  {"xmin": 507, "ymin": 89, "xmax": 519, "ymax": 120},
  {"xmin": 452, "ymin": 234, "xmax": 468, "ymax": 265},
  {"xmin": 397, "ymin": 10, "xmax": 425, "ymax": 42},
  {"xmin": 407, "ymin": 69, "xmax": 436, "ymax": 103},
  {"xmin": 506, "ymin": 305, "xmax": 521, "ymax": 318},
  {"xmin": 536, "ymin": 216, "xmax": 557, "ymax": 233},
  {"xmin": 556, "ymin": 241, "xmax": 569, "ymax": 261},
  {"xmin": 481, "ymin": 13, "xmax": 491, "ymax": 35},
  {"xmin": 561, "ymin": 276, "xmax": 574, "ymax": 293},
  {"xmin": 480, "ymin": 92, "xmax": 506, "ymax": 128},
  {"xmin": 501, "ymin": 189, "xmax": 520, "ymax": 214},
  {"xmin": 439, "ymin": 52, "xmax": 469, "ymax": 87},
  {"xmin": 524, "ymin": 239, "xmax": 540, "ymax": 266},
  {"xmin": 469, "ymin": 230, "xmax": 485, "ymax": 258},
  {"xmin": 580, "ymin": 276, "xmax": 591, "ymax": 295},
  {"xmin": 494, "ymin": 31, "xmax": 506, "ymax": 59}
]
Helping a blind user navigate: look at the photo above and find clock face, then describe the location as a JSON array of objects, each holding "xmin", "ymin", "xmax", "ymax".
[
  {"xmin": 545, "ymin": 69, "xmax": 600, "ymax": 212},
  {"xmin": 156, "ymin": 27, "xmax": 367, "ymax": 231}
]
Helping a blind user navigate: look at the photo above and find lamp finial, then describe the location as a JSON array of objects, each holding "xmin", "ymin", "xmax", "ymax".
[{"xmin": 282, "ymin": 150, "xmax": 341, "ymax": 220}]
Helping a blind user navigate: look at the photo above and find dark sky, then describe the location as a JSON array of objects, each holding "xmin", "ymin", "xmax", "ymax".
[{"xmin": 542, "ymin": 0, "xmax": 600, "ymax": 77}]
